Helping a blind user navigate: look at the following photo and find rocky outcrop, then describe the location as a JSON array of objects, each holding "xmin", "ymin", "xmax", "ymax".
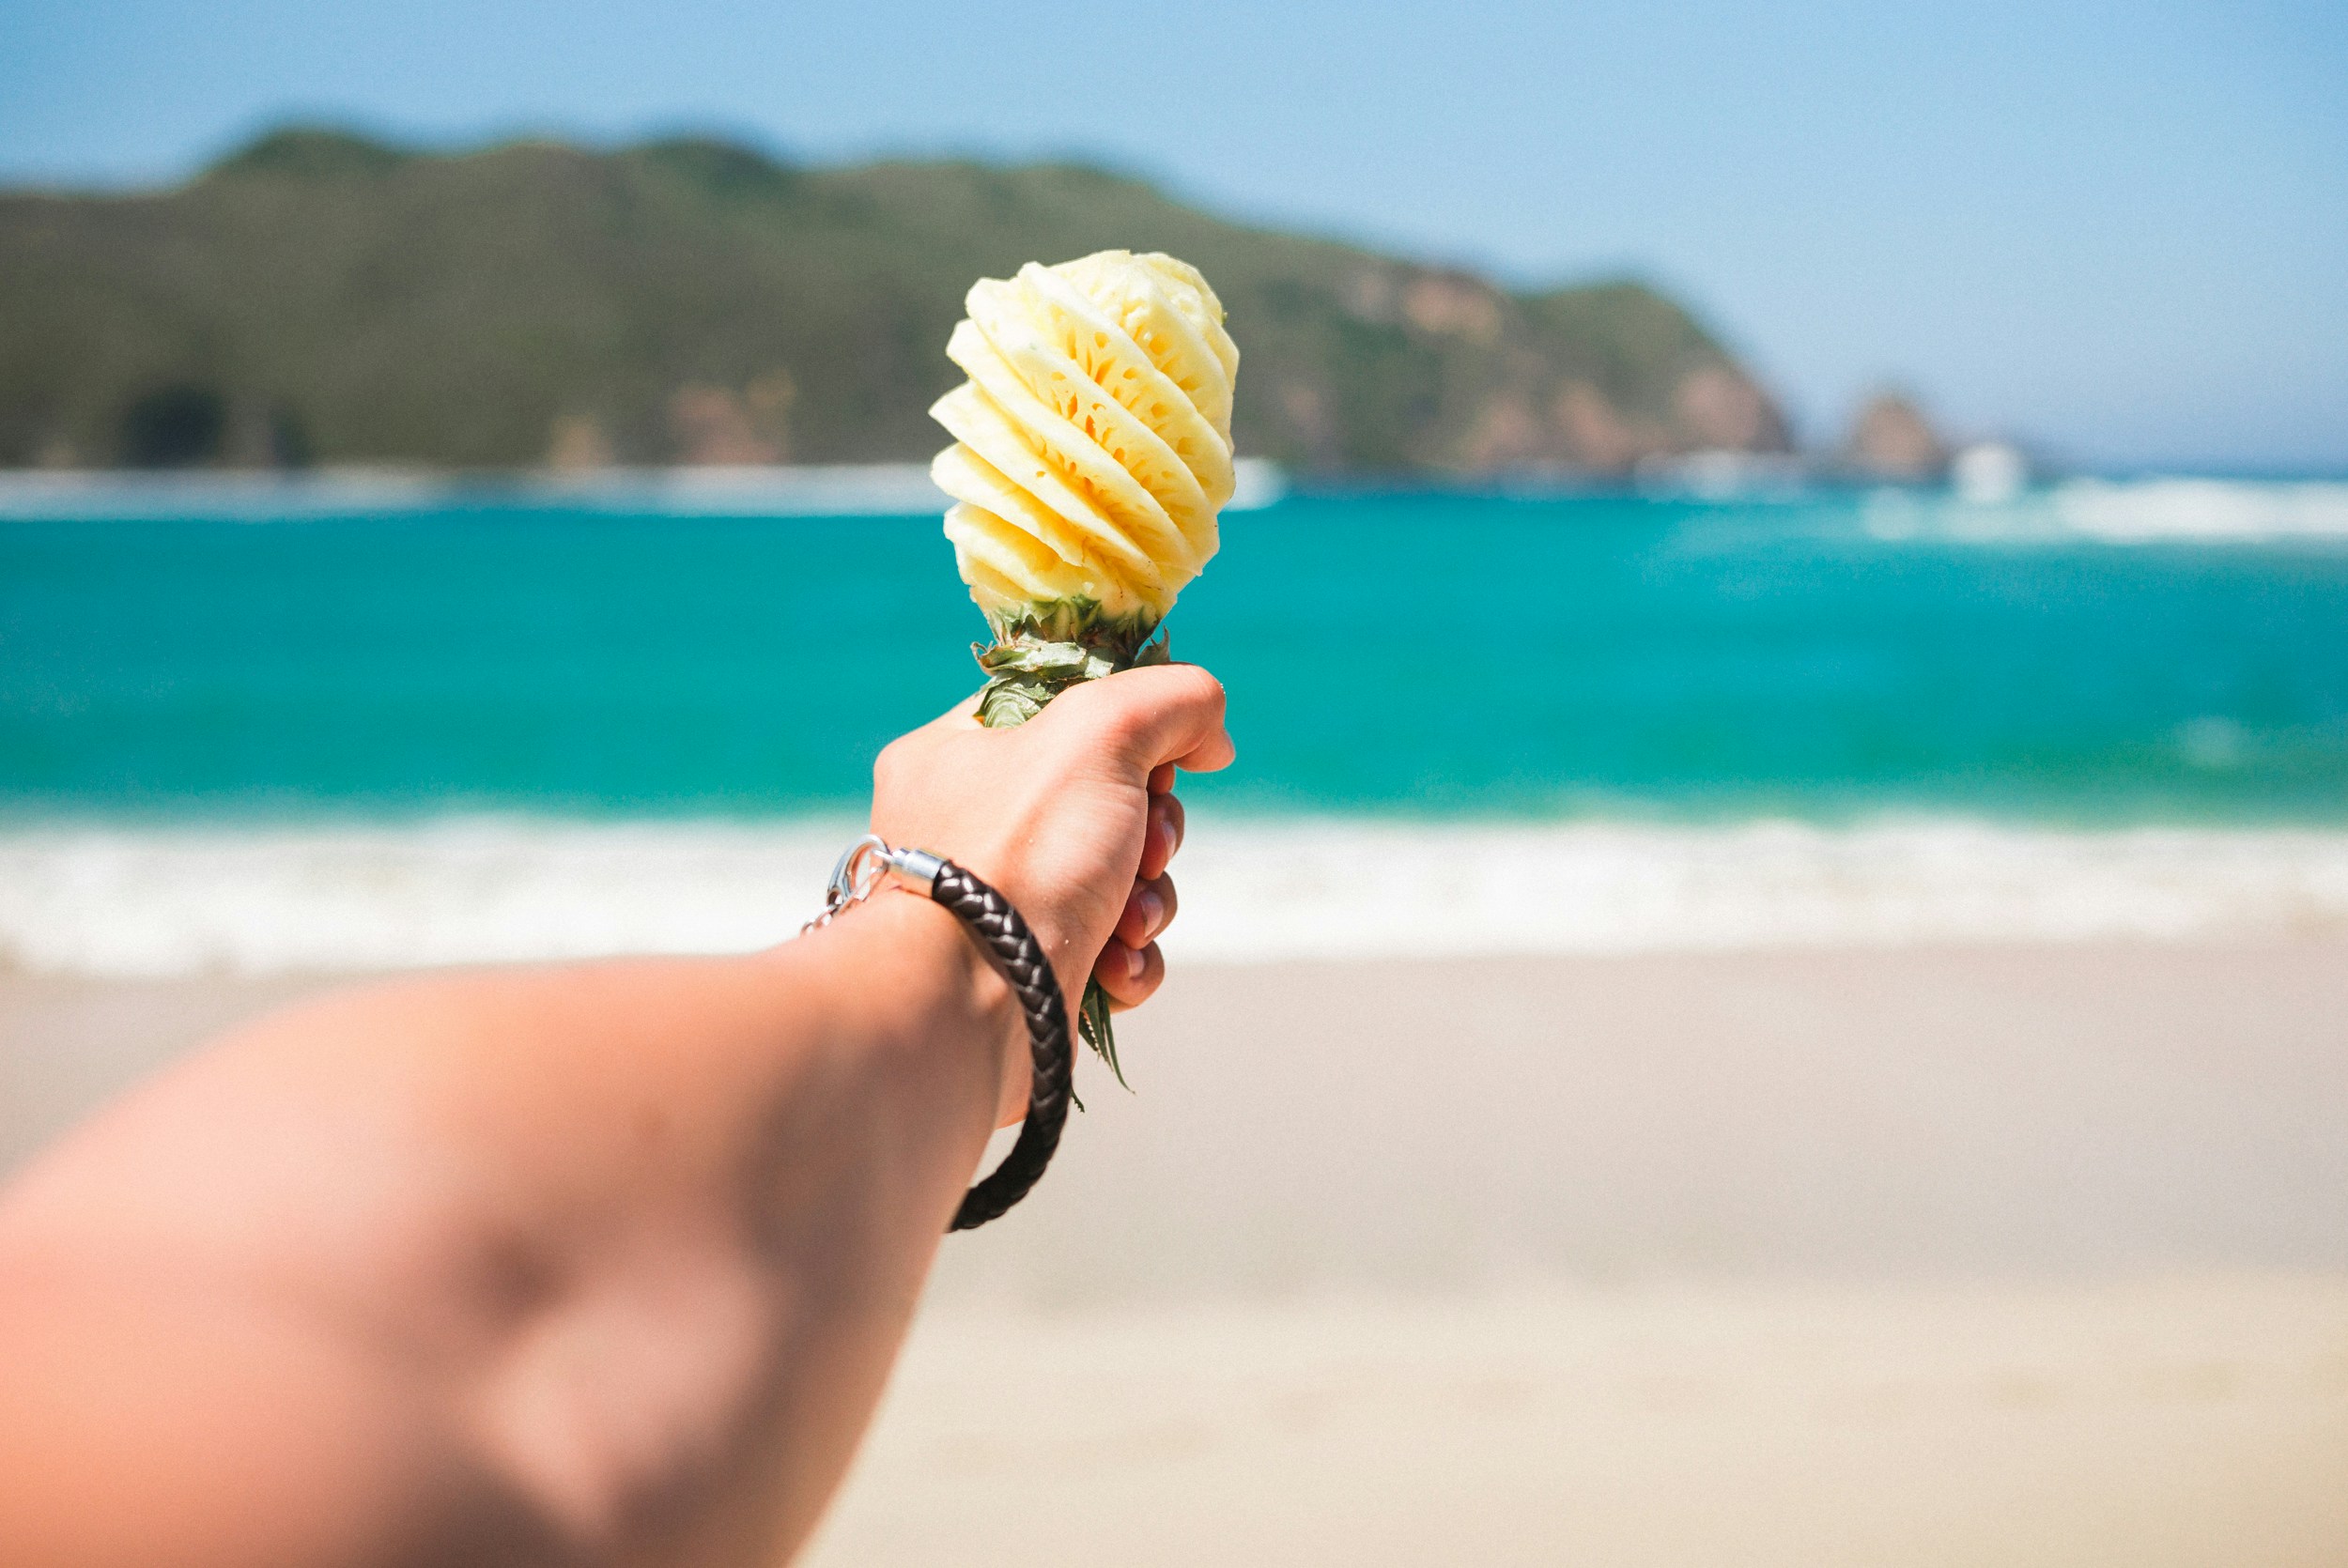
[{"xmin": 1843, "ymin": 392, "xmax": 1947, "ymax": 481}]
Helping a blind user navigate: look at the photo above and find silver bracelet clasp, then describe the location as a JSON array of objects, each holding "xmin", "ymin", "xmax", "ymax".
[{"xmin": 804, "ymin": 835, "xmax": 947, "ymax": 931}]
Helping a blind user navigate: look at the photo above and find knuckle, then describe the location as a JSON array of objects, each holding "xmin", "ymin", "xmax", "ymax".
[{"xmin": 873, "ymin": 736, "xmax": 916, "ymax": 789}]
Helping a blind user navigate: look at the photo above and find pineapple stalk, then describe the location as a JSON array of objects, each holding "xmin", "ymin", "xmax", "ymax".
[
  {"xmin": 970, "ymin": 598, "xmax": 1172, "ymax": 1087},
  {"xmin": 974, "ymin": 597, "xmax": 1166, "ymax": 726}
]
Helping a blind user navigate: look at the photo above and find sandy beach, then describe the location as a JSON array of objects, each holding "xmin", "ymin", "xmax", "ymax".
[
  {"xmin": 809, "ymin": 1274, "xmax": 2348, "ymax": 1568},
  {"xmin": 6, "ymin": 942, "xmax": 2345, "ymax": 1562}
]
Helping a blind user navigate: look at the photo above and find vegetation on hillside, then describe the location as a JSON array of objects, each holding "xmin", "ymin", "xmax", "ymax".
[{"xmin": 0, "ymin": 128, "xmax": 1788, "ymax": 474}]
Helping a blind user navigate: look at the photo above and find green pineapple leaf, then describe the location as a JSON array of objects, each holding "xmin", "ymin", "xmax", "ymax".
[{"xmin": 1077, "ymin": 977, "xmax": 1127, "ymax": 1090}]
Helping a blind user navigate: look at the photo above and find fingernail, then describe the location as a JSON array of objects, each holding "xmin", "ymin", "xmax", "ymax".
[
  {"xmin": 1136, "ymin": 884, "xmax": 1165, "ymax": 938},
  {"xmin": 1124, "ymin": 944, "xmax": 1146, "ymax": 980}
]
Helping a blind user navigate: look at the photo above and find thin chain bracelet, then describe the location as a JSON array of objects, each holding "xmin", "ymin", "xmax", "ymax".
[{"xmin": 805, "ymin": 835, "xmax": 1074, "ymax": 1231}]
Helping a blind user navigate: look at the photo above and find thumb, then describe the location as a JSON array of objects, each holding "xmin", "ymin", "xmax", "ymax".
[{"xmin": 1043, "ymin": 663, "xmax": 1235, "ymax": 776}]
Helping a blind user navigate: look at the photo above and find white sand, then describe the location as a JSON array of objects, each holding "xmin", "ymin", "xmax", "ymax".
[
  {"xmin": 807, "ymin": 1275, "xmax": 2348, "ymax": 1568},
  {"xmin": 6, "ymin": 942, "xmax": 2345, "ymax": 1561}
]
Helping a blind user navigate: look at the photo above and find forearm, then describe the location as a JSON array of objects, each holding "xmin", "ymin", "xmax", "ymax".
[{"xmin": 0, "ymin": 891, "xmax": 1016, "ymax": 1563}]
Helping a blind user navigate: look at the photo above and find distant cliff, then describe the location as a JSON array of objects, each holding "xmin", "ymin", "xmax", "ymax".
[
  {"xmin": 0, "ymin": 128, "xmax": 1789, "ymax": 476},
  {"xmin": 1841, "ymin": 390, "xmax": 1948, "ymax": 481}
]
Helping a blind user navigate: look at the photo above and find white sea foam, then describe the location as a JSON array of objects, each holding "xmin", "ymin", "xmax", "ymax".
[
  {"xmin": 4, "ymin": 815, "xmax": 2345, "ymax": 977},
  {"xmin": 1862, "ymin": 478, "xmax": 2348, "ymax": 546}
]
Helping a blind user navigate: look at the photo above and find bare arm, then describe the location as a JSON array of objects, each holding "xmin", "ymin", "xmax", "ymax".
[{"xmin": 0, "ymin": 665, "xmax": 1232, "ymax": 1567}]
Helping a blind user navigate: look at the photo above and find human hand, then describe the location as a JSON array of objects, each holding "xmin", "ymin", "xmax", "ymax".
[{"xmin": 869, "ymin": 664, "xmax": 1232, "ymax": 1114}]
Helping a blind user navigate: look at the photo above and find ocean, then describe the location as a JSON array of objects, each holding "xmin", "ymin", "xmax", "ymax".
[{"xmin": 5, "ymin": 473, "xmax": 2347, "ymax": 973}]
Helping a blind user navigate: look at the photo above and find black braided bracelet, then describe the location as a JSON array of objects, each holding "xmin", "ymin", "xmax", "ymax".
[
  {"xmin": 807, "ymin": 836, "xmax": 1074, "ymax": 1231},
  {"xmin": 928, "ymin": 859, "xmax": 1074, "ymax": 1230}
]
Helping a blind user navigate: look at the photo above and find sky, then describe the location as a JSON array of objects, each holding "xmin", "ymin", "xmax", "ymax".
[{"xmin": 5, "ymin": 0, "xmax": 2343, "ymax": 472}]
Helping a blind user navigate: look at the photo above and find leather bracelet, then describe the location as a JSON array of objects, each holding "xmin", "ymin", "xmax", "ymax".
[{"xmin": 806, "ymin": 836, "xmax": 1074, "ymax": 1231}]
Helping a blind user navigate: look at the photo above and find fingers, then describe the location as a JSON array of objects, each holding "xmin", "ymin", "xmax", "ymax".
[
  {"xmin": 1114, "ymin": 872, "xmax": 1177, "ymax": 949},
  {"xmin": 1092, "ymin": 937, "xmax": 1165, "ymax": 1010},
  {"xmin": 1101, "ymin": 872, "xmax": 1175, "ymax": 1008},
  {"xmin": 1138, "ymin": 794, "xmax": 1183, "ymax": 882},
  {"xmin": 1045, "ymin": 663, "xmax": 1235, "ymax": 776}
]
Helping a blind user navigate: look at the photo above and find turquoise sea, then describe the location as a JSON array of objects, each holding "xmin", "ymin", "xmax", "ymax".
[{"xmin": 5, "ymin": 482, "xmax": 2347, "ymax": 825}]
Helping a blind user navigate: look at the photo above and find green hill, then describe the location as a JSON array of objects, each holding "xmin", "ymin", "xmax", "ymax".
[{"xmin": 0, "ymin": 128, "xmax": 1789, "ymax": 475}]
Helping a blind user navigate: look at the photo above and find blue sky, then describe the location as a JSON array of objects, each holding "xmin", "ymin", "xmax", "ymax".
[{"xmin": 6, "ymin": 0, "xmax": 2342, "ymax": 470}]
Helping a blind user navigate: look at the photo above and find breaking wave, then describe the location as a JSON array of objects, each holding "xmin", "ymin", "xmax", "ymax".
[
  {"xmin": 1863, "ymin": 478, "xmax": 2348, "ymax": 546},
  {"xmin": 4, "ymin": 814, "xmax": 2345, "ymax": 977}
]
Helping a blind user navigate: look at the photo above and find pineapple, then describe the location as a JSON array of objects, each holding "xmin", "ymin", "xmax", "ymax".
[{"xmin": 930, "ymin": 249, "xmax": 1240, "ymax": 1080}]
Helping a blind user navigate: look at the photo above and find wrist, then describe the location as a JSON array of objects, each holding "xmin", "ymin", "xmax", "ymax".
[{"xmin": 847, "ymin": 888, "xmax": 1024, "ymax": 1114}]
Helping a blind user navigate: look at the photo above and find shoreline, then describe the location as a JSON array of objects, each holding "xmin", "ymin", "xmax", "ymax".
[
  {"xmin": 0, "ymin": 460, "xmax": 1290, "ymax": 519},
  {"xmin": 7, "ymin": 815, "xmax": 2348, "ymax": 976}
]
